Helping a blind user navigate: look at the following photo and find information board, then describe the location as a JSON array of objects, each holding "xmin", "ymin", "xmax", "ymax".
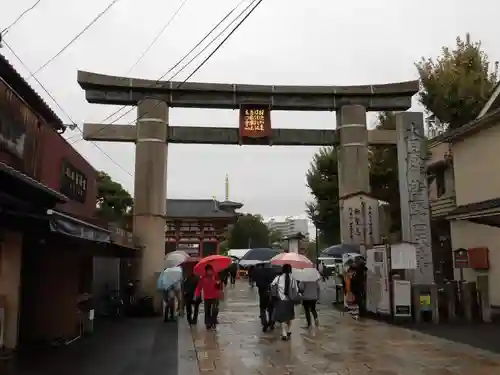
[{"xmin": 239, "ymin": 105, "xmax": 271, "ymax": 140}]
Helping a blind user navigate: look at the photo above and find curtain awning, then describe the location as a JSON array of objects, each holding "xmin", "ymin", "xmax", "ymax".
[{"xmin": 48, "ymin": 210, "xmax": 111, "ymax": 243}]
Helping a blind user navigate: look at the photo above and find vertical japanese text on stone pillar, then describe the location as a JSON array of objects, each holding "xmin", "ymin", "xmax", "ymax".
[{"xmin": 397, "ymin": 113, "xmax": 434, "ymax": 284}]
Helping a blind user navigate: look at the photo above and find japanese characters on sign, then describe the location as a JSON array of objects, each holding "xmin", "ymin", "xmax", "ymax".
[
  {"xmin": 397, "ymin": 113, "xmax": 434, "ymax": 284},
  {"xmin": 239, "ymin": 105, "xmax": 271, "ymax": 139},
  {"xmin": 342, "ymin": 195, "xmax": 381, "ymax": 247}
]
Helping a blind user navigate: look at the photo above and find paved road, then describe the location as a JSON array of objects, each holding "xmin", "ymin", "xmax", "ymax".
[
  {"xmin": 191, "ymin": 281, "xmax": 500, "ymax": 375},
  {"xmin": 4, "ymin": 279, "xmax": 500, "ymax": 375}
]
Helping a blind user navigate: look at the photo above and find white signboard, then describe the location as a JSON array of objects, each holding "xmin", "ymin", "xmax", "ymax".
[
  {"xmin": 366, "ymin": 246, "xmax": 391, "ymax": 315},
  {"xmin": 393, "ymin": 280, "xmax": 412, "ymax": 317},
  {"xmin": 397, "ymin": 112, "xmax": 434, "ymax": 284},
  {"xmin": 340, "ymin": 194, "xmax": 381, "ymax": 247},
  {"xmin": 390, "ymin": 243, "xmax": 417, "ymax": 270}
]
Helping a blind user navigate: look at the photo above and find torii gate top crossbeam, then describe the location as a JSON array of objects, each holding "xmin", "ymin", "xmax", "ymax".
[{"xmin": 77, "ymin": 71, "xmax": 419, "ymax": 111}]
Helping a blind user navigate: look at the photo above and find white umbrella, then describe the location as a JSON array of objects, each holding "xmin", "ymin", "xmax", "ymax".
[
  {"xmin": 157, "ymin": 266, "xmax": 183, "ymax": 291},
  {"xmin": 164, "ymin": 251, "xmax": 189, "ymax": 268},
  {"xmin": 270, "ymin": 253, "xmax": 314, "ymax": 269},
  {"xmin": 292, "ymin": 268, "xmax": 321, "ymax": 282}
]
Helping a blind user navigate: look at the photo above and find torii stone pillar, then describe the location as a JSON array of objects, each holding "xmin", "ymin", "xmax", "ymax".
[
  {"xmin": 337, "ymin": 105, "xmax": 373, "ymax": 251},
  {"xmin": 133, "ymin": 98, "xmax": 169, "ymax": 305}
]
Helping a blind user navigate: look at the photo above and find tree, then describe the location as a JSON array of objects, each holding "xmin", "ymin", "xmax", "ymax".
[
  {"xmin": 268, "ymin": 229, "xmax": 283, "ymax": 246},
  {"xmin": 416, "ymin": 33, "xmax": 498, "ymax": 131},
  {"xmin": 227, "ymin": 214, "xmax": 270, "ymax": 249},
  {"xmin": 305, "ymin": 147, "xmax": 341, "ymax": 246},
  {"xmin": 306, "ymin": 112, "xmax": 401, "ymax": 243},
  {"xmin": 96, "ymin": 171, "xmax": 133, "ymax": 225},
  {"xmin": 369, "ymin": 112, "xmax": 401, "ymax": 233}
]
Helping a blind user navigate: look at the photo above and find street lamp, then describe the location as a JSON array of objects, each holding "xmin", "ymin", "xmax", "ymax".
[{"xmin": 313, "ymin": 209, "xmax": 321, "ymax": 270}]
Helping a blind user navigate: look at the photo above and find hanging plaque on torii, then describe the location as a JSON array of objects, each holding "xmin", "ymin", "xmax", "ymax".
[{"xmin": 238, "ymin": 104, "xmax": 272, "ymax": 145}]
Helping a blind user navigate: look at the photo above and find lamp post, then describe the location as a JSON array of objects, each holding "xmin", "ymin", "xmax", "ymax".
[{"xmin": 313, "ymin": 209, "xmax": 321, "ymax": 270}]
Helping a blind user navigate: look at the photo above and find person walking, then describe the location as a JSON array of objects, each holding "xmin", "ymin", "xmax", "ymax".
[
  {"xmin": 194, "ymin": 264, "xmax": 222, "ymax": 330},
  {"xmin": 254, "ymin": 263, "xmax": 275, "ymax": 332},
  {"xmin": 344, "ymin": 261, "xmax": 359, "ymax": 320},
  {"xmin": 298, "ymin": 279, "xmax": 320, "ymax": 328},
  {"xmin": 318, "ymin": 261, "xmax": 326, "ymax": 282},
  {"xmin": 228, "ymin": 261, "xmax": 237, "ymax": 286},
  {"xmin": 248, "ymin": 265, "xmax": 255, "ymax": 288},
  {"xmin": 271, "ymin": 264, "xmax": 299, "ymax": 341},
  {"xmin": 163, "ymin": 281, "xmax": 179, "ymax": 322},
  {"xmin": 351, "ymin": 258, "xmax": 367, "ymax": 316},
  {"xmin": 183, "ymin": 271, "xmax": 200, "ymax": 325}
]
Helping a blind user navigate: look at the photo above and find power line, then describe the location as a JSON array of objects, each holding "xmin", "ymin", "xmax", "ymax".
[
  {"xmin": 125, "ymin": 0, "xmax": 264, "ymax": 126},
  {"xmin": 1, "ymin": 0, "xmax": 42, "ymax": 35},
  {"xmin": 179, "ymin": 0, "xmax": 263, "ymax": 85},
  {"xmin": 125, "ymin": 0, "xmax": 190, "ymax": 76},
  {"xmin": 28, "ymin": 0, "xmax": 122, "ymax": 78},
  {"xmin": 3, "ymin": 40, "xmax": 133, "ymax": 177},
  {"xmin": 168, "ymin": 0, "xmax": 259, "ymax": 83},
  {"xmin": 68, "ymin": 0, "xmax": 252, "ymax": 144}
]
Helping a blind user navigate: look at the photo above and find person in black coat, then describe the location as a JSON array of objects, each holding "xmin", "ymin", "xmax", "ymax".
[
  {"xmin": 228, "ymin": 262, "xmax": 238, "ymax": 285},
  {"xmin": 183, "ymin": 272, "xmax": 200, "ymax": 325},
  {"xmin": 350, "ymin": 259, "xmax": 367, "ymax": 316},
  {"xmin": 253, "ymin": 263, "xmax": 275, "ymax": 332}
]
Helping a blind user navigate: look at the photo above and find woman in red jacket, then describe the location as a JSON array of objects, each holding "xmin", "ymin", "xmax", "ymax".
[{"xmin": 194, "ymin": 264, "xmax": 222, "ymax": 330}]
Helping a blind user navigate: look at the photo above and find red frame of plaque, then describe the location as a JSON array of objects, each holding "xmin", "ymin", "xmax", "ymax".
[{"xmin": 239, "ymin": 105, "xmax": 272, "ymax": 140}]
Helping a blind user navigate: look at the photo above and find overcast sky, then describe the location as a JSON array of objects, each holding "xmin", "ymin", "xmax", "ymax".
[{"xmin": 1, "ymin": 0, "xmax": 498, "ymax": 219}]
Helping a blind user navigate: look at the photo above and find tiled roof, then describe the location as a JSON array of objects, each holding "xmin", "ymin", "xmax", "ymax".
[
  {"xmin": 166, "ymin": 199, "xmax": 242, "ymax": 218},
  {"xmin": 0, "ymin": 161, "xmax": 67, "ymax": 202},
  {"xmin": 0, "ymin": 53, "xmax": 65, "ymax": 130},
  {"xmin": 447, "ymin": 197, "xmax": 500, "ymax": 218}
]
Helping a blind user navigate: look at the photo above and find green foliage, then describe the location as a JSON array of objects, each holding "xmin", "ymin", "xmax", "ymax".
[
  {"xmin": 96, "ymin": 171, "xmax": 133, "ymax": 224},
  {"xmin": 306, "ymin": 112, "xmax": 401, "ymax": 242},
  {"xmin": 416, "ymin": 33, "xmax": 498, "ymax": 130},
  {"xmin": 268, "ymin": 229, "xmax": 283, "ymax": 245},
  {"xmin": 305, "ymin": 147, "xmax": 341, "ymax": 246},
  {"xmin": 369, "ymin": 112, "xmax": 400, "ymax": 233},
  {"xmin": 227, "ymin": 214, "xmax": 270, "ymax": 249}
]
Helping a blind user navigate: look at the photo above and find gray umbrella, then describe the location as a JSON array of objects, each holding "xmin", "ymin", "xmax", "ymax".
[
  {"xmin": 320, "ymin": 244, "xmax": 360, "ymax": 258},
  {"xmin": 239, "ymin": 248, "xmax": 280, "ymax": 266}
]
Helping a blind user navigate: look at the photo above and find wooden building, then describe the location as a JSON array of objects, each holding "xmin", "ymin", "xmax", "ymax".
[
  {"xmin": 165, "ymin": 199, "xmax": 242, "ymax": 257},
  {"xmin": 0, "ymin": 53, "xmax": 139, "ymax": 350}
]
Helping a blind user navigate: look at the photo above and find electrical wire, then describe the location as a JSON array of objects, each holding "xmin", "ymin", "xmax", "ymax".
[
  {"xmin": 168, "ymin": 0, "xmax": 259, "ymax": 83},
  {"xmin": 125, "ymin": 0, "xmax": 264, "ymax": 126},
  {"xmin": 1, "ymin": 0, "xmax": 42, "ymax": 35},
  {"xmin": 28, "ymin": 0, "xmax": 122, "ymax": 78},
  {"xmin": 3, "ymin": 40, "xmax": 133, "ymax": 177},
  {"xmin": 125, "ymin": 0, "xmax": 190, "ymax": 76},
  {"xmin": 67, "ymin": 0, "xmax": 249, "ymax": 143}
]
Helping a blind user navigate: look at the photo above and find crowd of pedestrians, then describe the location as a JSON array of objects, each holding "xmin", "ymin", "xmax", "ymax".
[{"xmin": 161, "ymin": 255, "xmax": 367, "ymax": 338}]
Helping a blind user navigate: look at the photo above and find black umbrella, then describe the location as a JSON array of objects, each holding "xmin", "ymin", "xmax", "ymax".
[
  {"xmin": 320, "ymin": 244, "xmax": 360, "ymax": 258},
  {"xmin": 239, "ymin": 248, "xmax": 280, "ymax": 266}
]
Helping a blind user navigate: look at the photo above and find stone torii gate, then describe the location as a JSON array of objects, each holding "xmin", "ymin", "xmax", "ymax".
[{"xmin": 78, "ymin": 71, "xmax": 434, "ymax": 299}]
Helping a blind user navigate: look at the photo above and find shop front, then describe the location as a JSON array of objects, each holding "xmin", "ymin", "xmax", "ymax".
[{"xmin": 0, "ymin": 161, "xmax": 67, "ymax": 351}]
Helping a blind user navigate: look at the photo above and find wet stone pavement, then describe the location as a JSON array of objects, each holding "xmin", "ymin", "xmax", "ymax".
[{"xmin": 191, "ymin": 280, "xmax": 500, "ymax": 375}]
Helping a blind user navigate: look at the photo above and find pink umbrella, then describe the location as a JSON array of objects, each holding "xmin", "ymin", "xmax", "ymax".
[{"xmin": 270, "ymin": 253, "xmax": 314, "ymax": 269}]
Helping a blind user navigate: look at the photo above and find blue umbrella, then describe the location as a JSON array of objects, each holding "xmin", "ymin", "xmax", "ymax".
[{"xmin": 157, "ymin": 266, "xmax": 183, "ymax": 291}]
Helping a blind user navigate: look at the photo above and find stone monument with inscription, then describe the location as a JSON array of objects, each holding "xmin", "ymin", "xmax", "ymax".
[{"xmin": 396, "ymin": 112, "xmax": 434, "ymax": 285}]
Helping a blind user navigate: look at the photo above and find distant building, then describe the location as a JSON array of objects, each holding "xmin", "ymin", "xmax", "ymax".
[{"xmin": 265, "ymin": 217, "xmax": 309, "ymax": 239}]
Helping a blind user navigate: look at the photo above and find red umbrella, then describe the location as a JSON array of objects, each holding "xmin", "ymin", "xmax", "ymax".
[
  {"xmin": 270, "ymin": 253, "xmax": 314, "ymax": 269},
  {"xmin": 194, "ymin": 255, "xmax": 232, "ymax": 276}
]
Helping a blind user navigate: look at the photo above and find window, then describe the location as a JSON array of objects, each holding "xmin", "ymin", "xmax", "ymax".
[
  {"xmin": 435, "ymin": 169, "xmax": 446, "ymax": 198},
  {"xmin": 61, "ymin": 160, "xmax": 87, "ymax": 203}
]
